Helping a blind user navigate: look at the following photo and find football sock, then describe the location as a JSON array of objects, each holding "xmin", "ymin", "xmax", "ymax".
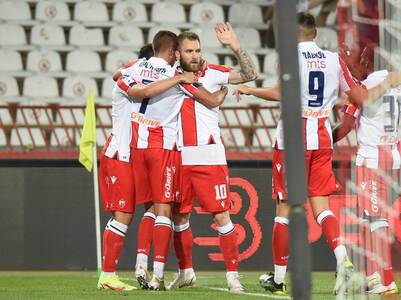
[
  {"xmin": 217, "ymin": 221, "xmax": 239, "ymax": 272},
  {"xmin": 173, "ymin": 222, "xmax": 193, "ymax": 270},
  {"xmin": 272, "ymin": 217, "xmax": 289, "ymax": 284},
  {"xmin": 153, "ymin": 216, "xmax": 172, "ymax": 279},
  {"xmin": 136, "ymin": 211, "xmax": 156, "ymax": 269},
  {"xmin": 102, "ymin": 219, "xmax": 128, "ymax": 273}
]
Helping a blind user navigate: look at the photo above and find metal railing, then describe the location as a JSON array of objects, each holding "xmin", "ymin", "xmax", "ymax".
[{"xmin": 0, "ymin": 103, "xmax": 356, "ymax": 159}]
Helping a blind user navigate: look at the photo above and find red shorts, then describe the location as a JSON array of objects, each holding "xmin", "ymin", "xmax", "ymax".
[
  {"xmin": 355, "ymin": 166, "xmax": 397, "ymax": 218},
  {"xmin": 132, "ymin": 148, "xmax": 180, "ymax": 204},
  {"xmin": 272, "ymin": 148, "xmax": 342, "ymax": 200},
  {"xmin": 99, "ymin": 154, "xmax": 135, "ymax": 213},
  {"xmin": 174, "ymin": 165, "xmax": 231, "ymax": 214}
]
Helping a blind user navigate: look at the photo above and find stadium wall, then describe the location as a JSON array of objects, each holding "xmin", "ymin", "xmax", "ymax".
[{"xmin": 0, "ymin": 160, "xmax": 400, "ymax": 271}]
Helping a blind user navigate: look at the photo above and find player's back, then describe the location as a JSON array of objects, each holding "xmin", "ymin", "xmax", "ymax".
[
  {"xmin": 103, "ymin": 80, "xmax": 134, "ymax": 162},
  {"xmin": 357, "ymin": 70, "xmax": 401, "ymax": 149},
  {"xmin": 298, "ymin": 41, "xmax": 342, "ymax": 118}
]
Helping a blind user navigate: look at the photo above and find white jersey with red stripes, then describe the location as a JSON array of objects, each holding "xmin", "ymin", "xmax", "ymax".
[
  {"xmin": 119, "ymin": 57, "xmax": 197, "ymax": 150},
  {"xmin": 103, "ymin": 80, "xmax": 134, "ymax": 162},
  {"xmin": 275, "ymin": 41, "xmax": 357, "ymax": 150},
  {"xmin": 344, "ymin": 70, "xmax": 401, "ymax": 169},
  {"xmin": 178, "ymin": 64, "xmax": 231, "ymax": 165}
]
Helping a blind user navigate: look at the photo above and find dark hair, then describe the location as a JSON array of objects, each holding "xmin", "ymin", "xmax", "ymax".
[
  {"xmin": 138, "ymin": 43, "xmax": 154, "ymax": 59},
  {"xmin": 152, "ymin": 30, "xmax": 178, "ymax": 54},
  {"xmin": 298, "ymin": 12, "xmax": 316, "ymax": 29},
  {"xmin": 178, "ymin": 31, "xmax": 201, "ymax": 47}
]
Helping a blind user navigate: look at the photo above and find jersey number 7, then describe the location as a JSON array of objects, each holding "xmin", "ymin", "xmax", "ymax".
[{"xmin": 139, "ymin": 79, "xmax": 153, "ymax": 113}]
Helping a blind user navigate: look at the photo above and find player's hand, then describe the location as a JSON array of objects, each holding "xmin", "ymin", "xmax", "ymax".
[
  {"xmin": 179, "ymin": 72, "xmax": 198, "ymax": 84},
  {"xmin": 233, "ymin": 84, "xmax": 252, "ymax": 102},
  {"xmin": 200, "ymin": 58, "xmax": 208, "ymax": 69},
  {"xmin": 212, "ymin": 86, "xmax": 228, "ymax": 106},
  {"xmin": 387, "ymin": 71, "xmax": 401, "ymax": 88},
  {"xmin": 214, "ymin": 22, "xmax": 240, "ymax": 50}
]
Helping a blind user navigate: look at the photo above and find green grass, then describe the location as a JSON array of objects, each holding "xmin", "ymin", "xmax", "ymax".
[{"xmin": 0, "ymin": 271, "xmax": 399, "ymax": 300}]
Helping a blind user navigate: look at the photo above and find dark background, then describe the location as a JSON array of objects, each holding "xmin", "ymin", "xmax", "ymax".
[{"xmin": 0, "ymin": 160, "xmax": 400, "ymax": 271}]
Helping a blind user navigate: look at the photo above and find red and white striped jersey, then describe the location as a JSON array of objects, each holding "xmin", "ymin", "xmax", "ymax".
[
  {"xmin": 178, "ymin": 64, "xmax": 231, "ymax": 165},
  {"xmin": 275, "ymin": 41, "xmax": 357, "ymax": 150},
  {"xmin": 344, "ymin": 70, "xmax": 401, "ymax": 169},
  {"xmin": 103, "ymin": 81, "xmax": 135, "ymax": 162},
  {"xmin": 119, "ymin": 57, "xmax": 198, "ymax": 150}
]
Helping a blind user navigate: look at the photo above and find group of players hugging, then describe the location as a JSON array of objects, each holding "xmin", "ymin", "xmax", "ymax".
[{"xmin": 96, "ymin": 11, "xmax": 401, "ymax": 296}]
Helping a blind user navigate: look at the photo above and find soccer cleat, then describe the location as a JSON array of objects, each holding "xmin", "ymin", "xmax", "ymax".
[
  {"xmin": 333, "ymin": 256, "xmax": 354, "ymax": 295},
  {"xmin": 226, "ymin": 272, "xmax": 244, "ymax": 293},
  {"xmin": 97, "ymin": 273, "xmax": 137, "ymax": 291},
  {"xmin": 259, "ymin": 272, "xmax": 288, "ymax": 295},
  {"xmin": 366, "ymin": 272, "xmax": 386, "ymax": 294},
  {"xmin": 135, "ymin": 264, "xmax": 151, "ymax": 290},
  {"xmin": 167, "ymin": 269, "xmax": 196, "ymax": 290},
  {"xmin": 383, "ymin": 282, "xmax": 399, "ymax": 296},
  {"xmin": 148, "ymin": 274, "xmax": 166, "ymax": 291}
]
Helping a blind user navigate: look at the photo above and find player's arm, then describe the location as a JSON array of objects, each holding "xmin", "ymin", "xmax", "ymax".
[
  {"xmin": 118, "ymin": 72, "xmax": 197, "ymax": 99},
  {"xmin": 113, "ymin": 60, "xmax": 139, "ymax": 81},
  {"xmin": 332, "ymin": 106, "xmax": 357, "ymax": 143},
  {"xmin": 233, "ymin": 84, "xmax": 281, "ymax": 102},
  {"xmin": 113, "ymin": 70, "xmax": 122, "ymax": 81},
  {"xmin": 180, "ymin": 83, "xmax": 228, "ymax": 109},
  {"xmin": 215, "ymin": 22, "xmax": 258, "ymax": 84}
]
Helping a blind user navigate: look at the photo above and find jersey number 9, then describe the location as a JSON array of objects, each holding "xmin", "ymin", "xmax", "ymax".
[{"xmin": 308, "ymin": 71, "xmax": 325, "ymax": 107}]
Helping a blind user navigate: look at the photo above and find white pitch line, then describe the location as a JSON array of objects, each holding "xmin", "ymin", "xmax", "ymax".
[{"xmin": 203, "ymin": 286, "xmax": 292, "ymax": 299}]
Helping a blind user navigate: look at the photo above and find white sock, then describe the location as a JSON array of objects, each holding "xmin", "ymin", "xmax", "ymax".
[
  {"xmin": 274, "ymin": 265, "xmax": 287, "ymax": 284},
  {"xmin": 153, "ymin": 261, "xmax": 165, "ymax": 280},
  {"xmin": 334, "ymin": 245, "xmax": 347, "ymax": 266},
  {"xmin": 136, "ymin": 253, "xmax": 148, "ymax": 270},
  {"xmin": 226, "ymin": 271, "xmax": 239, "ymax": 279},
  {"xmin": 179, "ymin": 268, "xmax": 194, "ymax": 275}
]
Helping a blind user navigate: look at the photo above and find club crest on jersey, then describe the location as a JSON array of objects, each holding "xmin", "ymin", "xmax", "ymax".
[
  {"xmin": 360, "ymin": 181, "xmax": 367, "ymax": 191},
  {"xmin": 110, "ymin": 176, "xmax": 117, "ymax": 184},
  {"xmin": 118, "ymin": 199, "xmax": 126, "ymax": 208},
  {"xmin": 276, "ymin": 163, "xmax": 282, "ymax": 172}
]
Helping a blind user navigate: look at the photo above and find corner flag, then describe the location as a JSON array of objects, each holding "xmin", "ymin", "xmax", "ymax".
[
  {"xmin": 79, "ymin": 90, "xmax": 96, "ymax": 172},
  {"xmin": 78, "ymin": 90, "xmax": 102, "ymax": 275}
]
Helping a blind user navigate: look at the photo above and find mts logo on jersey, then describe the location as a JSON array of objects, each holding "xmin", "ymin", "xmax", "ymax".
[{"xmin": 193, "ymin": 177, "xmax": 262, "ymax": 263}]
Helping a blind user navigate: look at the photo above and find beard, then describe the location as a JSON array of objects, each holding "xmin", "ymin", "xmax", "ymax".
[{"xmin": 180, "ymin": 59, "xmax": 201, "ymax": 72}]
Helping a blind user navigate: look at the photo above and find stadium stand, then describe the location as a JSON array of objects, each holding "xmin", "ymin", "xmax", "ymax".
[{"xmin": 0, "ymin": 0, "xmax": 358, "ymax": 157}]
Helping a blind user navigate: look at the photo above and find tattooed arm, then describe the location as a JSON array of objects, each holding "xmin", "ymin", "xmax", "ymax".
[{"xmin": 214, "ymin": 22, "xmax": 259, "ymax": 84}]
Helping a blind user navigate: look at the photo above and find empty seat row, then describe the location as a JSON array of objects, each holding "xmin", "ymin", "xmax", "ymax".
[
  {"xmin": 0, "ymin": 74, "xmax": 279, "ymax": 103},
  {"xmin": 0, "ymin": 48, "xmax": 280, "ymax": 74},
  {"xmin": 0, "ymin": 23, "xmax": 268, "ymax": 50},
  {"xmin": 0, "ymin": 75, "xmax": 115, "ymax": 101},
  {"xmin": 0, "ymin": 1, "xmax": 266, "ymax": 26}
]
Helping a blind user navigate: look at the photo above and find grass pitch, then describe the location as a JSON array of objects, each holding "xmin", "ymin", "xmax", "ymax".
[{"xmin": 0, "ymin": 271, "xmax": 399, "ymax": 300}]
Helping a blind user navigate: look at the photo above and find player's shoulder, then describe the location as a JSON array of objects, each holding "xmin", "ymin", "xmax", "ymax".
[
  {"xmin": 123, "ymin": 58, "xmax": 144, "ymax": 69},
  {"xmin": 206, "ymin": 64, "xmax": 232, "ymax": 73}
]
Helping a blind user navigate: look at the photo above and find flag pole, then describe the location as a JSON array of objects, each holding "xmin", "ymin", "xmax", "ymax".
[{"xmin": 92, "ymin": 126, "xmax": 102, "ymax": 276}]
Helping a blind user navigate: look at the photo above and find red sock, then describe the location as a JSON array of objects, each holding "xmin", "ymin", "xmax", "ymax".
[
  {"xmin": 153, "ymin": 216, "xmax": 172, "ymax": 263},
  {"xmin": 102, "ymin": 220, "xmax": 127, "ymax": 273},
  {"xmin": 173, "ymin": 223, "xmax": 193, "ymax": 269},
  {"xmin": 376, "ymin": 227, "xmax": 394, "ymax": 285},
  {"xmin": 137, "ymin": 212, "xmax": 155, "ymax": 255},
  {"xmin": 317, "ymin": 210, "xmax": 340, "ymax": 250},
  {"xmin": 272, "ymin": 217, "xmax": 289, "ymax": 265},
  {"xmin": 362, "ymin": 223, "xmax": 378, "ymax": 277},
  {"xmin": 218, "ymin": 222, "xmax": 239, "ymax": 272}
]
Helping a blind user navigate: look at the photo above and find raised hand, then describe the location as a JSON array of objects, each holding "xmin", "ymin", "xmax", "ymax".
[{"xmin": 214, "ymin": 22, "xmax": 240, "ymax": 50}]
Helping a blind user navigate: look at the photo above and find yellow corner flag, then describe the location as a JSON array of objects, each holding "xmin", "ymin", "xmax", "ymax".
[{"xmin": 79, "ymin": 90, "xmax": 96, "ymax": 172}]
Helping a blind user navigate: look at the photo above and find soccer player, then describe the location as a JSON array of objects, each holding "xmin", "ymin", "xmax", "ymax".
[
  {"xmin": 97, "ymin": 47, "xmax": 199, "ymax": 291},
  {"xmin": 233, "ymin": 12, "xmax": 399, "ymax": 295},
  {"xmin": 117, "ymin": 31, "xmax": 228, "ymax": 290},
  {"xmin": 167, "ymin": 23, "xmax": 258, "ymax": 293},
  {"xmin": 333, "ymin": 46, "xmax": 401, "ymax": 295}
]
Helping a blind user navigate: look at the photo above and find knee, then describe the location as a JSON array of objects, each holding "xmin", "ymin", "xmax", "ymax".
[
  {"xmin": 213, "ymin": 211, "xmax": 230, "ymax": 227},
  {"xmin": 173, "ymin": 213, "xmax": 190, "ymax": 226},
  {"xmin": 113, "ymin": 211, "xmax": 133, "ymax": 226}
]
